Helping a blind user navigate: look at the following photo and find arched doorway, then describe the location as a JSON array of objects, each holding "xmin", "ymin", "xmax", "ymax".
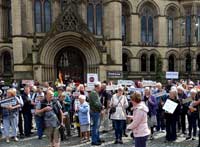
[{"xmin": 55, "ymin": 47, "xmax": 86, "ymax": 83}]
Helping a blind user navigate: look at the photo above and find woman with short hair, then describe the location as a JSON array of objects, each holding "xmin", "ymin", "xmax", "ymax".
[
  {"xmin": 127, "ymin": 91, "xmax": 150, "ymax": 147},
  {"xmin": 110, "ymin": 86, "xmax": 128, "ymax": 144},
  {"xmin": 165, "ymin": 89, "xmax": 180, "ymax": 142},
  {"xmin": 1, "ymin": 88, "xmax": 21, "ymax": 143}
]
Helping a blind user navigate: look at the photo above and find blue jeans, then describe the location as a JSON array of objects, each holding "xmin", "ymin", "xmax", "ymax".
[
  {"xmin": 91, "ymin": 112, "xmax": 101, "ymax": 143},
  {"xmin": 135, "ymin": 136, "xmax": 148, "ymax": 147},
  {"xmin": 3, "ymin": 115, "xmax": 18, "ymax": 137},
  {"xmin": 113, "ymin": 120, "xmax": 124, "ymax": 140},
  {"xmin": 35, "ymin": 116, "xmax": 44, "ymax": 138}
]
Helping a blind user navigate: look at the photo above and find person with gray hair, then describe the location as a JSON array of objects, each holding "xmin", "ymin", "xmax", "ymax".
[
  {"xmin": 143, "ymin": 87, "xmax": 157, "ymax": 140},
  {"xmin": 186, "ymin": 89, "xmax": 198, "ymax": 140},
  {"xmin": 88, "ymin": 82, "xmax": 103, "ymax": 146},
  {"xmin": 110, "ymin": 86, "xmax": 128, "ymax": 144},
  {"xmin": 165, "ymin": 89, "xmax": 180, "ymax": 142}
]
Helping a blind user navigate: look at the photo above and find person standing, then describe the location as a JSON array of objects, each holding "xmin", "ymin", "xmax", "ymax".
[
  {"xmin": 78, "ymin": 95, "xmax": 90, "ymax": 143},
  {"xmin": 165, "ymin": 89, "xmax": 180, "ymax": 142},
  {"xmin": 186, "ymin": 89, "xmax": 198, "ymax": 140},
  {"xmin": 21, "ymin": 86, "xmax": 33, "ymax": 137},
  {"xmin": 177, "ymin": 86, "xmax": 188, "ymax": 135},
  {"xmin": 36, "ymin": 90, "xmax": 63, "ymax": 147},
  {"xmin": 88, "ymin": 82, "xmax": 103, "ymax": 146},
  {"xmin": 143, "ymin": 87, "xmax": 157, "ymax": 140},
  {"xmin": 110, "ymin": 86, "xmax": 128, "ymax": 144},
  {"xmin": 1, "ymin": 88, "xmax": 21, "ymax": 143},
  {"xmin": 100, "ymin": 83, "xmax": 112, "ymax": 133},
  {"xmin": 127, "ymin": 92, "xmax": 150, "ymax": 147}
]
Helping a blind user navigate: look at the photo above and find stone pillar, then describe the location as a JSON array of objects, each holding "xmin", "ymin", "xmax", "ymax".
[
  {"xmin": 131, "ymin": 14, "xmax": 140, "ymax": 45},
  {"xmin": 0, "ymin": 0, "xmax": 4, "ymax": 41},
  {"xmin": 12, "ymin": 0, "xmax": 25, "ymax": 64},
  {"xmin": 130, "ymin": 58, "xmax": 139, "ymax": 72},
  {"xmin": 79, "ymin": 0, "xmax": 87, "ymax": 23},
  {"xmin": 162, "ymin": 58, "xmax": 168, "ymax": 72},
  {"xmin": 26, "ymin": 0, "xmax": 34, "ymax": 33},
  {"xmin": 192, "ymin": 57, "xmax": 196, "ymax": 72},
  {"xmin": 103, "ymin": 0, "xmax": 122, "ymax": 64},
  {"xmin": 52, "ymin": 0, "xmax": 60, "ymax": 22},
  {"xmin": 158, "ymin": 16, "xmax": 167, "ymax": 46}
]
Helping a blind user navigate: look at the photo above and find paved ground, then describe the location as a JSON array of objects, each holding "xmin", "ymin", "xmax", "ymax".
[{"xmin": 0, "ymin": 130, "xmax": 199, "ymax": 147}]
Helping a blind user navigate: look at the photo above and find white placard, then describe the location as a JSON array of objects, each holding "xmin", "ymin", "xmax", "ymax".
[
  {"xmin": 166, "ymin": 72, "xmax": 179, "ymax": 79},
  {"xmin": 142, "ymin": 80, "xmax": 157, "ymax": 87},
  {"xmin": 118, "ymin": 80, "xmax": 134, "ymax": 86},
  {"xmin": 87, "ymin": 73, "xmax": 98, "ymax": 88},
  {"xmin": 128, "ymin": 88, "xmax": 144, "ymax": 93},
  {"xmin": 106, "ymin": 85, "xmax": 118, "ymax": 91},
  {"xmin": 163, "ymin": 99, "xmax": 178, "ymax": 114}
]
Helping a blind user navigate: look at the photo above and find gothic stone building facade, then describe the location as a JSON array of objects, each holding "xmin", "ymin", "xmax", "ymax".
[{"xmin": 0, "ymin": 0, "xmax": 200, "ymax": 83}]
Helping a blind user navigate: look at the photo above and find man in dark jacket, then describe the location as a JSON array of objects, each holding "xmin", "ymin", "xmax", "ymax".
[{"xmin": 22, "ymin": 85, "xmax": 33, "ymax": 137}]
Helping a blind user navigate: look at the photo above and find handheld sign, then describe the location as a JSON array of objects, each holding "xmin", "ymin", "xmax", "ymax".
[
  {"xmin": 163, "ymin": 99, "xmax": 178, "ymax": 114},
  {"xmin": 182, "ymin": 97, "xmax": 193, "ymax": 104}
]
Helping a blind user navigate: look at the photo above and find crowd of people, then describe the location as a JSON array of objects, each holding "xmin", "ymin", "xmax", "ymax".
[{"xmin": 0, "ymin": 79, "xmax": 200, "ymax": 147}]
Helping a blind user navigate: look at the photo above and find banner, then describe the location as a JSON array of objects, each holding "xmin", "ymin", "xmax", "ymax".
[
  {"xmin": 166, "ymin": 72, "xmax": 179, "ymax": 79},
  {"xmin": 118, "ymin": 80, "xmax": 134, "ymax": 86},
  {"xmin": 106, "ymin": 85, "xmax": 118, "ymax": 91},
  {"xmin": 142, "ymin": 80, "xmax": 157, "ymax": 87}
]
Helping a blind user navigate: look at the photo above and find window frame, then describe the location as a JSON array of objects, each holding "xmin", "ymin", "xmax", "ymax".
[
  {"xmin": 34, "ymin": 0, "xmax": 52, "ymax": 33},
  {"xmin": 87, "ymin": 0, "xmax": 103, "ymax": 36}
]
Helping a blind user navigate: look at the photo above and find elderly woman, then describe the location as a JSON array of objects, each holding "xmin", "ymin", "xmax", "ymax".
[
  {"xmin": 78, "ymin": 95, "xmax": 90, "ymax": 143},
  {"xmin": 110, "ymin": 86, "xmax": 128, "ymax": 144},
  {"xmin": 127, "ymin": 92, "xmax": 150, "ymax": 147},
  {"xmin": 1, "ymin": 88, "xmax": 21, "ymax": 143},
  {"xmin": 177, "ymin": 85, "xmax": 187, "ymax": 134},
  {"xmin": 186, "ymin": 89, "xmax": 198, "ymax": 140},
  {"xmin": 165, "ymin": 89, "xmax": 180, "ymax": 142},
  {"xmin": 143, "ymin": 87, "xmax": 157, "ymax": 140}
]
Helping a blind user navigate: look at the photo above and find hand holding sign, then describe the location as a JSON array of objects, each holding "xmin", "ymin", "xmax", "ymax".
[{"xmin": 163, "ymin": 99, "xmax": 178, "ymax": 114}]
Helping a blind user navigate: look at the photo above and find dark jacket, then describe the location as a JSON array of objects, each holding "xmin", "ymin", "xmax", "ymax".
[
  {"xmin": 89, "ymin": 90, "xmax": 102, "ymax": 113},
  {"xmin": 22, "ymin": 93, "xmax": 32, "ymax": 114}
]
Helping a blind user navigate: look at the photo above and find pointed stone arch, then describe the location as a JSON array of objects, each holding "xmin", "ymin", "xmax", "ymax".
[{"xmin": 136, "ymin": 0, "xmax": 160, "ymax": 15}]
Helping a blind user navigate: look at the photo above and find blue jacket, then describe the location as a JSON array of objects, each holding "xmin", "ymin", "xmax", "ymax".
[{"xmin": 78, "ymin": 102, "xmax": 90, "ymax": 125}]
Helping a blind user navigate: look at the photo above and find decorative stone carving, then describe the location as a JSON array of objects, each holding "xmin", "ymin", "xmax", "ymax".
[{"xmin": 38, "ymin": 0, "xmax": 100, "ymax": 52}]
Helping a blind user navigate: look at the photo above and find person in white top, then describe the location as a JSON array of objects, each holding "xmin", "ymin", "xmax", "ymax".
[{"xmin": 110, "ymin": 86, "xmax": 128, "ymax": 144}]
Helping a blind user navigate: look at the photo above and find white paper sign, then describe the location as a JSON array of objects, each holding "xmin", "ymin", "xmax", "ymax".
[
  {"xmin": 163, "ymin": 99, "xmax": 178, "ymax": 114},
  {"xmin": 142, "ymin": 80, "xmax": 157, "ymax": 87},
  {"xmin": 118, "ymin": 80, "xmax": 134, "ymax": 86},
  {"xmin": 87, "ymin": 73, "xmax": 98, "ymax": 88},
  {"xmin": 166, "ymin": 72, "xmax": 179, "ymax": 79}
]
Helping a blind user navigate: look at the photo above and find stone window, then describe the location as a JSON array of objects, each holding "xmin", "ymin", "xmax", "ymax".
[
  {"xmin": 166, "ymin": 6, "xmax": 177, "ymax": 46},
  {"xmin": 34, "ymin": 0, "xmax": 52, "ymax": 32},
  {"xmin": 140, "ymin": 6, "xmax": 154, "ymax": 43},
  {"xmin": 123, "ymin": 53, "xmax": 129, "ymax": 72},
  {"xmin": 196, "ymin": 7, "xmax": 200, "ymax": 42},
  {"xmin": 122, "ymin": 2, "xmax": 131, "ymax": 44},
  {"xmin": 168, "ymin": 54, "xmax": 175, "ymax": 71},
  {"xmin": 87, "ymin": 0, "xmax": 102, "ymax": 35},
  {"xmin": 2, "ymin": 52, "xmax": 12, "ymax": 74},
  {"xmin": 150, "ymin": 54, "xmax": 156, "ymax": 72},
  {"xmin": 197, "ymin": 54, "xmax": 200, "ymax": 71},
  {"xmin": 185, "ymin": 54, "xmax": 192, "ymax": 72},
  {"xmin": 141, "ymin": 54, "xmax": 147, "ymax": 72},
  {"xmin": 185, "ymin": 7, "xmax": 192, "ymax": 44}
]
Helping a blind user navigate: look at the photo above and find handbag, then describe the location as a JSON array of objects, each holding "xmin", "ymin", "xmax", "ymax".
[{"xmin": 109, "ymin": 96, "xmax": 123, "ymax": 115}]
